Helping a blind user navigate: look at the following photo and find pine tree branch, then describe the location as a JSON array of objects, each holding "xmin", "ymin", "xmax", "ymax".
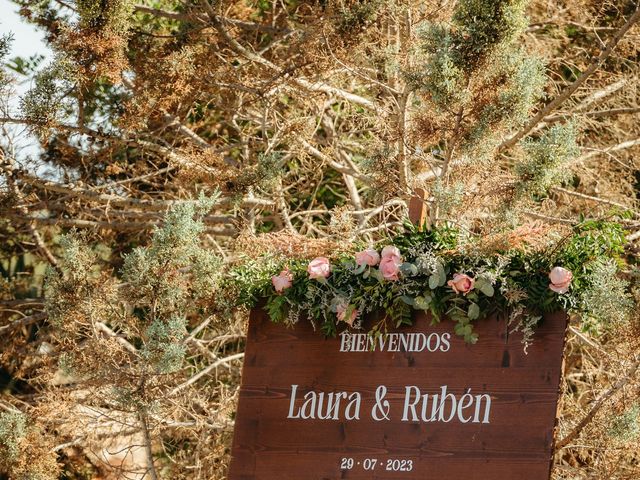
[
  {"xmin": 0, "ymin": 115, "xmax": 230, "ymax": 174},
  {"xmin": 169, "ymin": 352, "xmax": 245, "ymax": 396},
  {"xmin": 500, "ymin": 7, "xmax": 640, "ymax": 151},
  {"xmin": 95, "ymin": 322, "xmax": 139, "ymax": 355},
  {"xmin": 0, "ymin": 154, "xmax": 62, "ymax": 273},
  {"xmin": 11, "ymin": 215, "xmax": 237, "ymax": 236},
  {"xmin": 11, "ymin": 167, "xmax": 273, "ymax": 210},
  {"xmin": 202, "ymin": 2, "xmax": 382, "ymax": 113},
  {"xmin": 523, "ymin": 210, "xmax": 577, "ymax": 225},
  {"xmin": 569, "ymin": 137, "xmax": 640, "ymax": 167},
  {"xmin": 137, "ymin": 408, "xmax": 159, "ymax": 480},
  {"xmin": 0, "ymin": 298, "xmax": 44, "ymax": 308},
  {"xmin": 555, "ymin": 356, "xmax": 640, "ymax": 450},
  {"xmin": 0, "ymin": 312, "xmax": 47, "ymax": 333},
  {"xmin": 551, "ymin": 186, "xmax": 640, "ymax": 217},
  {"xmin": 301, "ymin": 140, "xmax": 373, "ymax": 184},
  {"xmin": 134, "ymin": 4, "xmax": 290, "ymax": 34},
  {"xmin": 582, "ymin": 106, "xmax": 640, "ymax": 119},
  {"xmin": 545, "ymin": 106, "xmax": 640, "ymax": 123},
  {"xmin": 534, "ymin": 78, "xmax": 630, "ymax": 126},
  {"xmin": 134, "ymin": 5, "xmax": 197, "ymax": 22},
  {"xmin": 397, "ymin": 88, "xmax": 411, "ymax": 191}
]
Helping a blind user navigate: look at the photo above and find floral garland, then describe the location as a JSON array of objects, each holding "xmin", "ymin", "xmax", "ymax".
[{"xmin": 231, "ymin": 221, "xmax": 630, "ymax": 344}]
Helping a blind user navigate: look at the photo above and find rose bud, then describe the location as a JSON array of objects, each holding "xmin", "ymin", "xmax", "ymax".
[
  {"xmin": 548, "ymin": 266, "xmax": 573, "ymax": 294},
  {"xmin": 448, "ymin": 273, "xmax": 475, "ymax": 295},
  {"xmin": 336, "ymin": 302, "xmax": 358, "ymax": 327},
  {"xmin": 381, "ymin": 245, "xmax": 402, "ymax": 262},
  {"xmin": 271, "ymin": 268, "xmax": 293, "ymax": 293},
  {"xmin": 307, "ymin": 257, "xmax": 331, "ymax": 280},
  {"xmin": 355, "ymin": 248, "xmax": 380, "ymax": 267},
  {"xmin": 379, "ymin": 255, "xmax": 402, "ymax": 281}
]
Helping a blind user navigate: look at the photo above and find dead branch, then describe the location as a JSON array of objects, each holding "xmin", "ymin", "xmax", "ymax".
[
  {"xmin": 169, "ymin": 352, "xmax": 245, "ymax": 396},
  {"xmin": 555, "ymin": 356, "xmax": 640, "ymax": 450},
  {"xmin": 501, "ymin": 7, "xmax": 640, "ymax": 150}
]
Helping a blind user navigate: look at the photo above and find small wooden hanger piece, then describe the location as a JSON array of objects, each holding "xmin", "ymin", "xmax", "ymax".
[{"xmin": 408, "ymin": 187, "xmax": 428, "ymax": 231}]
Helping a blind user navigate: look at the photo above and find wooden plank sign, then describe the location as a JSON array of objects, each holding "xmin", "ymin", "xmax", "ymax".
[{"xmin": 229, "ymin": 310, "xmax": 567, "ymax": 479}]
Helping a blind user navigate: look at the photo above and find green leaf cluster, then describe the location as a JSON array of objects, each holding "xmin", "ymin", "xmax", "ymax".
[{"xmin": 232, "ymin": 220, "xmax": 630, "ymax": 343}]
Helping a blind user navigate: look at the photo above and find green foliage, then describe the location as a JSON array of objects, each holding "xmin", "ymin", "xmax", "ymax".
[
  {"xmin": 121, "ymin": 193, "xmax": 222, "ymax": 317},
  {"xmin": 227, "ymin": 254, "xmax": 289, "ymax": 307},
  {"xmin": 0, "ymin": 412, "xmax": 59, "ymax": 480},
  {"xmin": 121, "ymin": 194, "xmax": 222, "ymax": 372},
  {"xmin": 0, "ymin": 34, "xmax": 13, "ymax": 86},
  {"xmin": 0, "ymin": 411, "xmax": 26, "ymax": 464},
  {"xmin": 410, "ymin": 0, "xmax": 545, "ymax": 164},
  {"xmin": 233, "ymin": 219, "xmax": 629, "ymax": 343},
  {"xmin": 452, "ymin": 0, "xmax": 528, "ymax": 69},
  {"xmin": 20, "ymin": 58, "xmax": 74, "ymax": 124},
  {"xmin": 0, "ymin": 34, "xmax": 11, "ymax": 59},
  {"xmin": 45, "ymin": 194, "xmax": 223, "ymax": 380},
  {"xmin": 411, "ymin": 23, "xmax": 466, "ymax": 108},
  {"xmin": 76, "ymin": 0, "xmax": 135, "ymax": 34},
  {"xmin": 515, "ymin": 122, "xmax": 579, "ymax": 198},
  {"xmin": 413, "ymin": 0, "xmax": 530, "ymax": 90},
  {"xmin": 336, "ymin": 0, "xmax": 384, "ymax": 33},
  {"xmin": 431, "ymin": 179, "xmax": 464, "ymax": 218},
  {"xmin": 44, "ymin": 232, "xmax": 104, "ymax": 328},
  {"xmin": 6, "ymin": 53, "xmax": 47, "ymax": 77},
  {"xmin": 464, "ymin": 51, "xmax": 545, "ymax": 159},
  {"xmin": 233, "ymin": 152, "xmax": 286, "ymax": 193},
  {"xmin": 577, "ymin": 258, "xmax": 632, "ymax": 333},
  {"xmin": 609, "ymin": 404, "xmax": 640, "ymax": 442},
  {"xmin": 143, "ymin": 316, "xmax": 188, "ymax": 374}
]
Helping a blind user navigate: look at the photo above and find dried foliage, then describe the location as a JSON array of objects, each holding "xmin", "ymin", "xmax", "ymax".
[{"xmin": 1, "ymin": 0, "xmax": 639, "ymax": 477}]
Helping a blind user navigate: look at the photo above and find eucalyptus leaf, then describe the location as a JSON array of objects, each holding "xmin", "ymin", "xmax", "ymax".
[
  {"xmin": 465, "ymin": 332, "xmax": 479, "ymax": 344},
  {"xmin": 414, "ymin": 295, "xmax": 431, "ymax": 310},
  {"xmin": 468, "ymin": 302, "xmax": 480, "ymax": 320},
  {"xmin": 400, "ymin": 262, "xmax": 418, "ymax": 276},
  {"xmin": 479, "ymin": 282, "xmax": 494, "ymax": 297},
  {"xmin": 436, "ymin": 263, "xmax": 447, "ymax": 286},
  {"xmin": 370, "ymin": 268, "xmax": 384, "ymax": 283},
  {"xmin": 400, "ymin": 295, "xmax": 415, "ymax": 306}
]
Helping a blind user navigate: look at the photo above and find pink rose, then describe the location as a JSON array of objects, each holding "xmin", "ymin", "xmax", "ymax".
[
  {"xmin": 549, "ymin": 266, "xmax": 573, "ymax": 294},
  {"xmin": 381, "ymin": 245, "xmax": 401, "ymax": 262},
  {"xmin": 271, "ymin": 268, "xmax": 293, "ymax": 293},
  {"xmin": 448, "ymin": 273, "xmax": 475, "ymax": 295},
  {"xmin": 355, "ymin": 248, "xmax": 380, "ymax": 266},
  {"xmin": 336, "ymin": 302, "xmax": 358, "ymax": 326},
  {"xmin": 379, "ymin": 255, "xmax": 402, "ymax": 281},
  {"xmin": 307, "ymin": 257, "xmax": 331, "ymax": 279}
]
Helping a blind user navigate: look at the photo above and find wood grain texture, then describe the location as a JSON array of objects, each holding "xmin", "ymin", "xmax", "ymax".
[{"xmin": 229, "ymin": 310, "xmax": 567, "ymax": 480}]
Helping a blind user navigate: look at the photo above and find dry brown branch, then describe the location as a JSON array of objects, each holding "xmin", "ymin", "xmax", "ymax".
[
  {"xmin": 555, "ymin": 356, "xmax": 640, "ymax": 450},
  {"xmin": 169, "ymin": 352, "xmax": 245, "ymax": 397},
  {"xmin": 0, "ymin": 312, "xmax": 47, "ymax": 332},
  {"xmin": 570, "ymin": 137, "xmax": 640, "ymax": 166},
  {"xmin": 523, "ymin": 210, "xmax": 578, "ymax": 225},
  {"xmin": 202, "ymin": 4, "xmax": 383, "ymax": 113},
  {"xmin": 501, "ymin": 7, "xmax": 640, "ymax": 150},
  {"xmin": 137, "ymin": 408, "xmax": 159, "ymax": 480},
  {"xmin": 551, "ymin": 187, "xmax": 639, "ymax": 217},
  {"xmin": 301, "ymin": 140, "xmax": 372, "ymax": 184},
  {"xmin": 1, "ymin": 156, "xmax": 61, "ymax": 272},
  {"xmin": 95, "ymin": 322, "xmax": 138, "ymax": 355}
]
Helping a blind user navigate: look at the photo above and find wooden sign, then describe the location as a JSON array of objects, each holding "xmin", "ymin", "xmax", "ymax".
[{"xmin": 229, "ymin": 309, "xmax": 567, "ymax": 479}]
